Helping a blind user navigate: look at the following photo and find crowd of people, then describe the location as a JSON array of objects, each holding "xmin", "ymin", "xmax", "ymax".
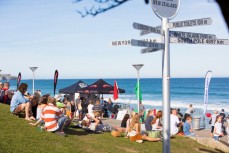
[
  {"xmin": 112, "ymin": 103, "xmax": 229, "ymax": 143},
  {"xmin": 1, "ymin": 82, "xmax": 228, "ymax": 142},
  {"xmin": 0, "ymin": 82, "xmax": 122, "ymax": 136}
]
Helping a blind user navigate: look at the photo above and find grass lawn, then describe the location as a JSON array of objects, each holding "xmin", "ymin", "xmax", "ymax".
[{"xmin": 0, "ymin": 103, "xmax": 221, "ymax": 153}]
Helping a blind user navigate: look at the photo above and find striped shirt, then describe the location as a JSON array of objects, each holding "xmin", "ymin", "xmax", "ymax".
[{"xmin": 41, "ymin": 103, "xmax": 62, "ymax": 132}]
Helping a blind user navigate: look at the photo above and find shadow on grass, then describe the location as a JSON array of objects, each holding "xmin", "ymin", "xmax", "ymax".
[
  {"xmin": 65, "ymin": 128, "xmax": 90, "ymax": 136},
  {"xmin": 199, "ymin": 148, "xmax": 224, "ymax": 153}
]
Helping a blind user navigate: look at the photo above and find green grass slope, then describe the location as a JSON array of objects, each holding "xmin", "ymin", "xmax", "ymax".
[{"xmin": 0, "ymin": 104, "xmax": 220, "ymax": 153}]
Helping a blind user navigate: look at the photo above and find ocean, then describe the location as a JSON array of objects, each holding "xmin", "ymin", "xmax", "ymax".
[
  {"xmin": 7, "ymin": 78, "xmax": 229, "ymax": 128},
  {"xmin": 8, "ymin": 78, "xmax": 229, "ymax": 114}
]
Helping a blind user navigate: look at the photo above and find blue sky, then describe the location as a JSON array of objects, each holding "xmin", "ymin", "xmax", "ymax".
[{"xmin": 0, "ymin": 0, "xmax": 228, "ymax": 79}]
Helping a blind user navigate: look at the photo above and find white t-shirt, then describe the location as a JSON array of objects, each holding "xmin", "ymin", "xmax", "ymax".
[
  {"xmin": 88, "ymin": 104, "xmax": 94, "ymax": 116},
  {"xmin": 213, "ymin": 122, "xmax": 222, "ymax": 136},
  {"xmin": 82, "ymin": 113, "xmax": 95, "ymax": 122},
  {"xmin": 152, "ymin": 118, "xmax": 162, "ymax": 130},
  {"xmin": 185, "ymin": 107, "xmax": 194, "ymax": 114},
  {"xmin": 170, "ymin": 114, "xmax": 180, "ymax": 135},
  {"xmin": 211, "ymin": 114, "xmax": 218, "ymax": 126}
]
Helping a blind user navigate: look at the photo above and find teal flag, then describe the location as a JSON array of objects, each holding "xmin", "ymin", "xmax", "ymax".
[{"xmin": 135, "ymin": 82, "xmax": 142, "ymax": 101}]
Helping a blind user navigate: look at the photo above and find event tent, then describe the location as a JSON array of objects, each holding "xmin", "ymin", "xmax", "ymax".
[
  {"xmin": 77, "ymin": 79, "xmax": 125, "ymax": 94},
  {"xmin": 59, "ymin": 80, "xmax": 88, "ymax": 94}
]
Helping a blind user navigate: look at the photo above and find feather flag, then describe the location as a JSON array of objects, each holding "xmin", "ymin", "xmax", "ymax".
[
  {"xmin": 17, "ymin": 72, "xmax": 21, "ymax": 89},
  {"xmin": 203, "ymin": 70, "xmax": 212, "ymax": 115},
  {"xmin": 113, "ymin": 80, "xmax": 119, "ymax": 100},
  {"xmin": 135, "ymin": 81, "xmax": 142, "ymax": 101},
  {"xmin": 54, "ymin": 70, "xmax": 59, "ymax": 96}
]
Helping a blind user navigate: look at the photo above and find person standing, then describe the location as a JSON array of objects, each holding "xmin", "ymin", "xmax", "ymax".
[
  {"xmin": 139, "ymin": 101, "xmax": 145, "ymax": 123},
  {"xmin": 183, "ymin": 104, "xmax": 194, "ymax": 122},
  {"xmin": 81, "ymin": 98, "xmax": 88, "ymax": 120},
  {"xmin": 220, "ymin": 109, "xmax": 226, "ymax": 134},
  {"xmin": 210, "ymin": 110, "xmax": 219, "ymax": 137},
  {"xmin": 88, "ymin": 100, "xmax": 94, "ymax": 116},
  {"xmin": 213, "ymin": 115, "xmax": 224, "ymax": 140},
  {"xmin": 107, "ymin": 98, "xmax": 113, "ymax": 118}
]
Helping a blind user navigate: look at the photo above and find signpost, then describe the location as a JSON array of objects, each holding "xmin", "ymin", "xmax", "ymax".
[
  {"xmin": 131, "ymin": 39, "xmax": 164, "ymax": 49},
  {"xmin": 133, "ymin": 22, "xmax": 161, "ymax": 34},
  {"xmin": 168, "ymin": 18, "xmax": 212, "ymax": 29},
  {"xmin": 141, "ymin": 47, "xmax": 161, "ymax": 54},
  {"xmin": 111, "ymin": 1, "xmax": 229, "ymax": 152}
]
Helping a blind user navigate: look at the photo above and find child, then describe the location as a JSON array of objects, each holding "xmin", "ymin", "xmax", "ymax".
[
  {"xmin": 213, "ymin": 115, "xmax": 224, "ymax": 140},
  {"xmin": 183, "ymin": 116, "xmax": 196, "ymax": 137}
]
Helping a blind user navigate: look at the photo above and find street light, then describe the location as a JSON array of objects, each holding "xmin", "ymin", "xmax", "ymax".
[
  {"xmin": 29, "ymin": 67, "xmax": 38, "ymax": 94},
  {"xmin": 132, "ymin": 64, "xmax": 144, "ymax": 113}
]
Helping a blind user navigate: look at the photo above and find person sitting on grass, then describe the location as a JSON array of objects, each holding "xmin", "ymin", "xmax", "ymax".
[
  {"xmin": 113, "ymin": 114, "xmax": 130, "ymax": 133},
  {"xmin": 152, "ymin": 110, "xmax": 163, "ymax": 131},
  {"xmin": 170, "ymin": 108, "xmax": 181, "ymax": 136},
  {"xmin": 127, "ymin": 114, "xmax": 161, "ymax": 143},
  {"xmin": 40, "ymin": 97, "xmax": 67, "ymax": 136},
  {"xmin": 183, "ymin": 116, "xmax": 196, "ymax": 137},
  {"xmin": 213, "ymin": 115, "xmax": 224, "ymax": 140},
  {"xmin": 10, "ymin": 83, "xmax": 35, "ymax": 121},
  {"xmin": 36, "ymin": 95, "xmax": 49, "ymax": 120},
  {"xmin": 81, "ymin": 111, "xmax": 101, "ymax": 131},
  {"xmin": 144, "ymin": 110, "xmax": 154, "ymax": 131}
]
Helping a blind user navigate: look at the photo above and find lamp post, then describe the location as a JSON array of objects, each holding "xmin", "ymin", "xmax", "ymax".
[
  {"xmin": 29, "ymin": 67, "xmax": 38, "ymax": 94},
  {"xmin": 132, "ymin": 64, "xmax": 144, "ymax": 113}
]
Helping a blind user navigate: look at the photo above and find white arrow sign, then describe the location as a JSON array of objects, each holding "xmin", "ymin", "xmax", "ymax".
[
  {"xmin": 140, "ymin": 26, "xmax": 161, "ymax": 36},
  {"xmin": 168, "ymin": 18, "xmax": 212, "ymax": 29},
  {"xmin": 170, "ymin": 31, "xmax": 216, "ymax": 39},
  {"xmin": 141, "ymin": 47, "xmax": 161, "ymax": 54},
  {"xmin": 111, "ymin": 40, "xmax": 131, "ymax": 46},
  {"xmin": 171, "ymin": 37, "xmax": 229, "ymax": 45},
  {"xmin": 131, "ymin": 39, "xmax": 165, "ymax": 49},
  {"xmin": 133, "ymin": 22, "xmax": 161, "ymax": 35}
]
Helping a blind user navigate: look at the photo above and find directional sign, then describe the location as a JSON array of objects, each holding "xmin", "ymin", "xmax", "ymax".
[
  {"xmin": 133, "ymin": 22, "xmax": 161, "ymax": 35},
  {"xmin": 170, "ymin": 31, "xmax": 216, "ymax": 39},
  {"xmin": 141, "ymin": 47, "xmax": 161, "ymax": 54},
  {"xmin": 140, "ymin": 26, "xmax": 161, "ymax": 36},
  {"xmin": 168, "ymin": 18, "xmax": 212, "ymax": 29},
  {"xmin": 151, "ymin": 0, "xmax": 180, "ymax": 19},
  {"xmin": 111, "ymin": 40, "xmax": 131, "ymax": 46},
  {"xmin": 170, "ymin": 37, "xmax": 229, "ymax": 45},
  {"xmin": 131, "ymin": 39, "xmax": 164, "ymax": 49}
]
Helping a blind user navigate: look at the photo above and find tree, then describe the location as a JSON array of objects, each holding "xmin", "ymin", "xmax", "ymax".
[
  {"xmin": 216, "ymin": 0, "xmax": 229, "ymax": 29},
  {"xmin": 74, "ymin": 0, "xmax": 228, "ymax": 30},
  {"xmin": 74, "ymin": 0, "xmax": 148, "ymax": 17}
]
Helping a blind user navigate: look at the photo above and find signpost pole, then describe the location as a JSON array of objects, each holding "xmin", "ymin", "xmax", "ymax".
[{"xmin": 162, "ymin": 17, "xmax": 170, "ymax": 153}]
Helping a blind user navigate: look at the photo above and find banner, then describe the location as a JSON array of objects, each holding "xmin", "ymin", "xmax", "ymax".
[
  {"xmin": 135, "ymin": 81, "xmax": 142, "ymax": 101},
  {"xmin": 113, "ymin": 80, "xmax": 118, "ymax": 100},
  {"xmin": 54, "ymin": 70, "xmax": 59, "ymax": 96},
  {"xmin": 203, "ymin": 70, "xmax": 212, "ymax": 115},
  {"xmin": 17, "ymin": 72, "xmax": 21, "ymax": 89}
]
